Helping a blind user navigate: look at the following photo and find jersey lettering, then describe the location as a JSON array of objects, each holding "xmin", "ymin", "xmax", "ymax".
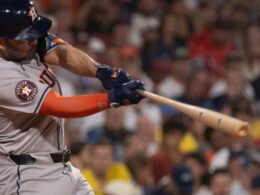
[{"xmin": 39, "ymin": 69, "xmax": 55, "ymax": 87}]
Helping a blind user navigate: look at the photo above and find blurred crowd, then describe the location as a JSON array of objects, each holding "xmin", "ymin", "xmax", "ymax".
[{"xmin": 36, "ymin": 0, "xmax": 260, "ymax": 194}]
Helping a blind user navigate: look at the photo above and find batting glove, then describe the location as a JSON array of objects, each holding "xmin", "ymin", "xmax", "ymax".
[
  {"xmin": 96, "ymin": 64, "xmax": 130, "ymax": 90},
  {"xmin": 108, "ymin": 80, "xmax": 145, "ymax": 107}
]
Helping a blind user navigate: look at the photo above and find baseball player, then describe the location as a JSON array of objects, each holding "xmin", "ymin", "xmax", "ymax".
[{"xmin": 0, "ymin": 0, "xmax": 144, "ymax": 195}]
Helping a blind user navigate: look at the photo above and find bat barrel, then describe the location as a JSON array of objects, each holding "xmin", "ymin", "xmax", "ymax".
[{"xmin": 137, "ymin": 90, "xmax": 249, "ymax": 137}]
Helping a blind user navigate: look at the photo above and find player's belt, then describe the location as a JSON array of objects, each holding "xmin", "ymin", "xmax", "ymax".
[{"xmin": 9, "ymin": 149, "xmax": 71, "ymax": 165}]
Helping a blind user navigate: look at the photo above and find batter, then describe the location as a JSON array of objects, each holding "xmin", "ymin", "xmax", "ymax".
[{"xmin": 0, "ymin": 0, "xmax": 144, "ymax": 194}]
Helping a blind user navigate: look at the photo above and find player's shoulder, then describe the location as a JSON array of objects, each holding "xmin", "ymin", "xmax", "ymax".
[
  {"xmin": 0, "ymin": 57, "xmax": 18, "ymax": 67},
  {"xmin": 0, "ymin": 58, "xmax": 26, "ymax": 79}
]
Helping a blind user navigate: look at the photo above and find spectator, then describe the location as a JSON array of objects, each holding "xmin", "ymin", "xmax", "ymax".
[
  {"xmin": 168, "ymin": 0, "xmax": 192, "ymax": 47},
  {"xmin": 151, "ymin": 116, "xmax": 186, "ymax": 182},
  {"xmin": 185, "ymin": 153, "xmax": 207, "ymax": 194},
  {"xmin": 204, "ymin": 127, "xmax": 229, "ymax": 169},
  {"xmin": 135, "ymin": 115, "xmax": 159, "ymax": 156},
  {"xmin": 82, "ymin": 139, "xmax": 132, "ymax": 195},
  {"xmin": 69, "ymin": 141, "xmax": 92, "ymax": 171},
  {"xmin": 189, "ymin": 18, "xmax": 236, "ymax": 78},
  {"xmin": 126, "ymin": 155, "xmax": 155, "ymax": 195},
  {"xmin": 140, "ymin": 19, "xmax": 165, "ymax": 74},
  {"xmin": 106, "ymin": 20, "xmax": 132, "ymax": 65},
  {"xmin": 124, "ymin": 134, "xmax": 147, "ymax": 161},
  {"xmin": 192, "ymin": 1, "xmax": 217, "ymax": 33},
  {"xmin": 210, "ymin": 54, "xmax": 255, "ymax": 111},
  {"xmin": 157, "ymin": 47, "xmax": 190, "ymax": 98},
  {"xmin": 208, "ymin": 169, "xmax": 233, "ymax": 195},
  {"xmin": 228, "ymin": 150, "xmax": 251, "ymax": 195},
  {"xmin": 86, "ymin": 108, "xmax": 131, "ymax": 161},
  {"xmin": 243, "ymin": 24, "xmax": 260, "ymax": 104},
  {"xmin": 74, "ymin": 0, "xmax": 121, "ymax": 38},
  {"xmin": 180, "ymin": 119, "xmax": 207, "ymax": 155},
  {"xmin": 250, "ymin": 175, "xmax": 260, "ymax": 195},
  {"xmin": 129, "ymin": 0, "xmax": 160, "ymax": 47},
  {"xmin": 171, "ymin": 165, "xmax": 194, "ymax": 195},
  {"xmin": 178, "ymin": 68, "xmax": 213, "ymax": 108}
]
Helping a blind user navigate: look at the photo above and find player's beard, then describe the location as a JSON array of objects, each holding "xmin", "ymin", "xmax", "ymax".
[{"xmin": 1, "ymin": 41, "xmax": 36, "ymax": 62}]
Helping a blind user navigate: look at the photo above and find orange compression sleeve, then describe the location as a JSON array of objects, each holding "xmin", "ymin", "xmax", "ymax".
[{"xmin": 39, "ymin": 90, "xmax": 109, "ymax": 118}]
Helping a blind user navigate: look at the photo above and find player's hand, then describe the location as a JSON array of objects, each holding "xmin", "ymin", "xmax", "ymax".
[
  {"xmin": 108, "ymin": 80, "xmax": 145, "ymax": 107},
  {"xmin": 96, "ymin": 65, "xmax": 130, "ymax": 90}
]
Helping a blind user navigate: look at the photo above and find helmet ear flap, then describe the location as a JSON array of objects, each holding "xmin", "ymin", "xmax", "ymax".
[{"xmin": 0, "ymin": 0, "xmax": 52, "ymax": 41}]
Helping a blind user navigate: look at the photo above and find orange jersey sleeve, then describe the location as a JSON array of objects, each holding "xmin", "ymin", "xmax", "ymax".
[{"xmin": 39, "ymin": 90, "xmax": 109, "ymax": 118}]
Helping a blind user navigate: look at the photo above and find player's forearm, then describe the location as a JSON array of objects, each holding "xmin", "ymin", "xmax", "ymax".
[
  {"xmin": 46, "ymin": 43, "xmax": 98, "ymax": 77},
  {"xmin": 41, "ymin": 34, "xmax": 132, "ymax": 90},
  {"xmin": 39, "ymin": 90, "xmax": 109, "ymax": 118},
  {"xmin": 59, "ymin": 43, "xmax": 98, "ymax": 77}
]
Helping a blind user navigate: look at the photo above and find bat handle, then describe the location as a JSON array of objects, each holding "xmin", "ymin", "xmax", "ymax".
[{"xmin": 137, "ymin": 89, "xmax": 145, "ymax": 96}]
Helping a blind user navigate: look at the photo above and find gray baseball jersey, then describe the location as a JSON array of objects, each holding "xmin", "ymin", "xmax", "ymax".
[
  {"xmin": 0, "ymin": 55, "xmax": 64, "ymax": 155},
  {"xmin": 0, "ymin": 55, "xmax": 95, "ymax": 195}
]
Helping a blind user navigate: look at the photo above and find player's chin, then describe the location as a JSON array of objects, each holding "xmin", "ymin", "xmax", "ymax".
[
  {"xmin": 28, "ymin": 51, "xmax": 36, "ymax": 59},
  {"xmin": 23, "ymin": 50, "xmax": 36, "ymax": 60},
  {"xmin": 12, "ymin": 52, "xmax": 35, "ymax": 62}
]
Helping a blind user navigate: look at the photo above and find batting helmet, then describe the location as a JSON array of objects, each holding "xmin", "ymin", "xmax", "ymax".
[{"xmin": 0, "ymin": 0, "xmax": 52, "ymax": 41}]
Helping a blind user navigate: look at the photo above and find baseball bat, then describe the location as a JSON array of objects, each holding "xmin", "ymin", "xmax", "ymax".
[{"xmin": 137, "ymin": 90, "xmax": 249, "ymax": 137}]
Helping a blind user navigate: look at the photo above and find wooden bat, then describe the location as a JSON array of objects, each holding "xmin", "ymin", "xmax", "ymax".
[{"xmin": 137, "ymin": 90, "xmax": 249, "ymax": 137}]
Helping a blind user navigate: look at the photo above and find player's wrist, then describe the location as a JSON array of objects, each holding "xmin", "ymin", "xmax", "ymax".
[{"xmin": 95, "ymin": 64, "xmax": 108, "ymax": 78}]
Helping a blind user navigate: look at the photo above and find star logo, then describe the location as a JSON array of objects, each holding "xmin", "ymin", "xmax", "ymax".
[
  {"xmin": 28, "ymin": 6, "xmax": 38, "ymax": 22},
  {"xmin": 22, "ymin": 86, "xmax": 32, "ymax": 96}
]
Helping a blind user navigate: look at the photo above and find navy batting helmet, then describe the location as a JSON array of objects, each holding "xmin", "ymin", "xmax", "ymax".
[{"xmin": 0, "ymin": 0, "xmax": 52, "ymax": 41}]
